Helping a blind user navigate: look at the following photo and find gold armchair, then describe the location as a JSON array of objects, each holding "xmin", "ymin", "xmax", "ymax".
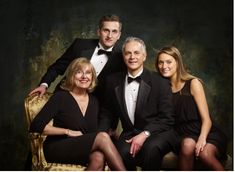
[{"xmin": 24, "ymin": 92, "xmax": 86, "ymax": 171}]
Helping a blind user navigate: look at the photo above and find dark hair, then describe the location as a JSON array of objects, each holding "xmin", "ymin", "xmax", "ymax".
[{"xmin": 99, "ymin": 14, "xmax": 122, "ymax": 31}]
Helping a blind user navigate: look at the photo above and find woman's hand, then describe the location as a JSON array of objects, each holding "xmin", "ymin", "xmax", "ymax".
[
  {"xmin": 66, "ymin": 129, "xmax": 83, "ymax": 137},
  {"xmin": 195, "ymin": 137, "xmax": 206, "ymax": 157}
]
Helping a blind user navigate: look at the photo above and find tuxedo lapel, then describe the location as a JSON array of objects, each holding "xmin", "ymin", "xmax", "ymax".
[
  {"xmin": 99, "ymin": 44, "xmax": 124, "ymax": 77},
  {"xmin": 134, "ymin": 69, "xmax": 152, "ymax": 119},
  {"xmin": 80, "ymin": 39, "xmax": 98, "ymax": 59},
  {"xmin": 114, "ymin": 79, "xmax": 134, "ymax": 127},
  {"xmin": 135, "ymin": 80, "xmax": 151, "ymax": 116}
]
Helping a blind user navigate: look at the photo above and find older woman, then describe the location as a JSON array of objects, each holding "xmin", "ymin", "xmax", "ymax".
[
  {"xmin": 30, "ymin": 58, "xmax": 125, "ymax": 170},
  {"xmin": 155, "ymin": 46, "xmax": 227, "ymax": 170}
]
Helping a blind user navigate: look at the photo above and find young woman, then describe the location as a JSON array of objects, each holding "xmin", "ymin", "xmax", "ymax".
[
  {"xmin": 30, "ymin": 58, "xmax": 126, "ymax": 171},
  {"xmin": 155, "ymin": 46, "xmax": 227, "ymax": 170}
]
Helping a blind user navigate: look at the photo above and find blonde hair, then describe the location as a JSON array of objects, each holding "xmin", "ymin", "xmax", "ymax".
[
  {"xmin": 61, "ymin": 58, "xmax": 97, "ymax": 92},
  {"xmin": 155, "ymin": 46, "xmax": 198, "ymax": 82}
]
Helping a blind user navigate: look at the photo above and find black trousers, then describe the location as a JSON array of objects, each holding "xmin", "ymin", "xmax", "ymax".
[{"xmin": 115, "ymin": 129, "xmax": 178, "ymax": 170}]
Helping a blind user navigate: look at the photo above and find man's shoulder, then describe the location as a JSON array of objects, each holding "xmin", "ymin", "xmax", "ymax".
[
  {"xmin": 143, "ymin": 68, "xmax": 170, "ymax": 85},
  {"xmin": 73, "ymin": 38, "xmax": 98, "ymax": 45},
  {"xmin": 106, "ymin": 71, "xmax": 125, "ymax": 83},
  {"xmin": 67, "ymin": 38, "xmax": 99, "ymax": 51}
]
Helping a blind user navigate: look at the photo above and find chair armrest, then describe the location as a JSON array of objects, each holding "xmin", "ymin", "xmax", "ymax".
[
  {"xmin": 28, "ymin": 132, "xmax": 48, "ymax": 170},
  {"xmin": 29, "ymin": 132, "xmax": 41, "ymax": 139}
]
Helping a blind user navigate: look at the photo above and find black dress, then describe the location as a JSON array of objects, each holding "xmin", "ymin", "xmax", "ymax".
[
  {"xmin": 173, "ymin": 79, "xmax": 227, "ymax": 159},
  {"xmin": 30, "ymin": 90, "xmax": 99, "ymax": 165}
]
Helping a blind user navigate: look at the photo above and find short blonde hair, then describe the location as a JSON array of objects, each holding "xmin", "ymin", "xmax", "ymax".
[{"xmin": 61, "ymin": 58, "xmax": 97, "ymax": 92}]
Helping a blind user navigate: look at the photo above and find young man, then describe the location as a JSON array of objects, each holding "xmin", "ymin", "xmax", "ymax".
[
  {"xmin": 29, "ymin": 14, "xmax": 125, "ymax": 102},
  {"xmin": 25, "ymin": 14, "xmax": 125, "ymax": 170},
  {"xmin": 99, "ymin": 37, "xmax": 177, "ymax": 170}
]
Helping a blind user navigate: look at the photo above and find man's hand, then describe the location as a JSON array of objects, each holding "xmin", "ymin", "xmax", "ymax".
[
  {"xmin": 29, "ymin": 85, "xmax": 47, "ymax": 97},
  {"xmin": 125, "ymin": 132, "xmax": 148, "ymax": 157}
]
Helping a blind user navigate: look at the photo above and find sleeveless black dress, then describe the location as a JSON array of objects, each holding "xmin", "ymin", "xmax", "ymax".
[
  {"xmin": 172, "ymin": 79, "xmax": 227, "ymax": 159},
  {"xmin": 30, "ymin": 90, "xmax": 99, "ymax": 165}
]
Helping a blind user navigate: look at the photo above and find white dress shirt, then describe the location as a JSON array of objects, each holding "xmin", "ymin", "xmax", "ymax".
[
  {"xmin": 124, "ymin": 69, "xmax": 143, "ymax": 124},
  {"xmin": 90, "ymin": 43, "xmax": 113, "ymax": 76},
  {"xmin": 41, "ymin": 43, "xmax": 113, "ymax": 87}
]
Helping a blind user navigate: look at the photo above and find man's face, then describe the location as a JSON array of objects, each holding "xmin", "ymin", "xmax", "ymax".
[
  {"xmin": 97, "ymin": 21, "xmax": 121, "ymax": 49},
  {"xmin": 123, "ymin": 41, "xmax": 146, "ymax": 76}
]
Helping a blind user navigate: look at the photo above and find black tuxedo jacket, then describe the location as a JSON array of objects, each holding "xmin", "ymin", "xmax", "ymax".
[
  {"xmin": 99, "ymin": 68, "xmax": 175, "ymax": 137},
  {"xmin": 39, "ymin": 38, "xmax": 126, "ymax": 101}
]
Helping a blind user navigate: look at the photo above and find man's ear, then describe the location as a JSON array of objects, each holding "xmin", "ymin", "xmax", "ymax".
[
  {"xmin": 117, "ymin": 31, "xmax": 121, "ymax": 40},
  {"xmin": 143, "ymin": 53, "xmax": 147, "ymax": 62}
]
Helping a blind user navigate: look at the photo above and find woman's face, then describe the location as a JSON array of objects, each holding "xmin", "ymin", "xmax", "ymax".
[
  {"xmin": 74, "ymin": 65, "xmax": 93, "ymax": 90},
  {"xmin": 157, "ymin": 53, "xmax": 177, "ymax": 79}
]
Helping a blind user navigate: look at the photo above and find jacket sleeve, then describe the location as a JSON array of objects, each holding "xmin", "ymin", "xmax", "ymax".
[
  {"xmin": 98, "ymin": 76, "xmax": 119, "ymax": 132},
  {"xmin": 29, "ymin": 94, "xmax": 60, "ymax": 133},
  {"xmin": 144, "ymin": 77, "xmax": 175, "ymax": 134},
  {"xmin": 39, "ymin": 38, "xmax": 81, "ymax": 86}
]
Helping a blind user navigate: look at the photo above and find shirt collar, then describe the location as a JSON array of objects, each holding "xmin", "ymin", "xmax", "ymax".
[
  {"xmin": 127, "ymin": 68, "xmax": 143, "ymax": 78},
  {"xmin": 98, "ymin": 42, "xmax": 113, "ymax": 52}
]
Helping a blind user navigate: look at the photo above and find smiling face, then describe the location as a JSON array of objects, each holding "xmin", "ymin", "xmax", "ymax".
[
  {"xmin": 97, "ymin": 21, "xmax": 121, "ymax": 49},
  {"xmin": 62, "ymin": 58, "xmax": 97, "ymax": 93},
  {"xmin": 157, "ymin": 53, "xmax": 177, "ymax": 79},
  {"xmin": 73, "ymin": 65, "xmax": 93, "ymax": 90},
  {"xmin": 123, "ymin": 40, "xmax": 146, "ymax": 76}
]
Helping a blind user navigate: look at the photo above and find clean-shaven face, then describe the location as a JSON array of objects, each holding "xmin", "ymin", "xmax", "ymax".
[
  {"xmin": 123, "ymin": 41, "xmax": 146, "ymax": 76},
  {"xmin": 97, "ymin": 21, "xmax": 121, "ymax": 49},
  {"xmin": 158, "ymin": 53, "xmax": 177, "ymax": 79},
  {"xmin": 74, "ymin": 65, "xmax": 93, "ymax": 90}
]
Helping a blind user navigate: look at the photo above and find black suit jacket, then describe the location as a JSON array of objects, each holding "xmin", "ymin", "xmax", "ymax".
[
  {"xmin": 99, "ymin": 68, "xmax": 175, "ymax": 138},
  {"xmin": 40, "ymin": 38, "xmax": 126, "ymax": 101}
]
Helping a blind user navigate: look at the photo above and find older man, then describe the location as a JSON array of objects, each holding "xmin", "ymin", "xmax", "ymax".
[{"xmin": 99, "ymin": 37, "xmax": 177, "ymax": 170}]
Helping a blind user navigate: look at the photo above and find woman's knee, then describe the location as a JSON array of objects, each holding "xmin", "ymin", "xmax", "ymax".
[
  {"xmin": 95, "ymin": 132, "xmax": 111, "ymax": 143},
  {"xmin": 180, "ymin": 138, "xmax": 196, "ymax": 156},
  {"xmin": 97, "ymin": 132, "xmax": 110, "ymax": 139},
  {"xmin": 198, "ymin": 144, "xmax": 218, "ymax": 162}
]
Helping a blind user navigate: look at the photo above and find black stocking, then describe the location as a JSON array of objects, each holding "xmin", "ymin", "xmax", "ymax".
[{"xmin": 91, "ymin": 132, "xmax": 126, "ymax": 171}]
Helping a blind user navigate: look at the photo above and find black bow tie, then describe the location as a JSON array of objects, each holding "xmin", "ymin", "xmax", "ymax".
[
  {"xmin": 97, "ymin": 49, "xmax": 112, "ymax": 56},
  {"xmin": 127, "ymin": 76, "xmax": 141, "ymax": 84}
]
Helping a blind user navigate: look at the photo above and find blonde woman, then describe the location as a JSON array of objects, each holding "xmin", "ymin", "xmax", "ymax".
[
  {"xmin": 155, "ymin": 46, "xmax": 227, "ymax": 170},
  {"xmin": 30, "ymin": 58, "xmax": 125, "ymax": 170}
]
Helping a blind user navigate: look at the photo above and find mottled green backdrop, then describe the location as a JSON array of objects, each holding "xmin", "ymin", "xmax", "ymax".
[{"xmin": 0, "ymin": 0, "xmax": 232, "ymax": 170}]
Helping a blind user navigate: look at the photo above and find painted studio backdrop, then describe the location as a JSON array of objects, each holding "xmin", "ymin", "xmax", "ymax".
[{"xmin": 0, "ymin": 0, "xmax": 232, "ymax": 170}]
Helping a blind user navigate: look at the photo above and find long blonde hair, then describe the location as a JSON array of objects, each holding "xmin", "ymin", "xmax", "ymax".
[
  {"xmin": 155, "ymin": 46, "xmax": 198, "ymax": 82},
  {"xmin": 61, "ymin": 57, "xmax": 97, "ymax": 92}
]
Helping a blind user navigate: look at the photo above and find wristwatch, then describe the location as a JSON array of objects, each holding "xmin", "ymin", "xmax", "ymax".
[{"xmin": 143, "ymin": 130, "xmax": 151, "ymax": 137}]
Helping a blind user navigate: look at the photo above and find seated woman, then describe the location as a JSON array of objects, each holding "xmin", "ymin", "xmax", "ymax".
[
  {"xmin": 155, "ymin": 46, "xmax": 227, "ymax": 170},
  {"xmin": 30, "ymin": 57, "xmax": 126, "ymax": 171}
]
